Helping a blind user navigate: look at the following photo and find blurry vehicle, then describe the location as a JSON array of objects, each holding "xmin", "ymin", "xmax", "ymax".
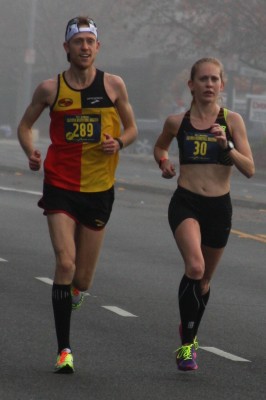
[
  {"xmin": 128, "ymin": 119, "xmax": 163, "ymax": 155},
  {"xmin": 0, "ymin": 124, "xmax": 12, "ymax": 138},
  {"xmin": 128, "ymin": 118, "xmax": 178, "ymax": 155}
]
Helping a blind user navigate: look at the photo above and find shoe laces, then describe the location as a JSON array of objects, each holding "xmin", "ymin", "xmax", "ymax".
[
  {"xmin": 58, "ymin": 353, "xmax": 67, "ymax": 364},
  {"xmin": 176, "ymin": 344, "xmax": 194, "ymax": 360},
  {"xmin": 58, "ymin": 349, "xmax": 71, "ymax": 363},
  {"xmin": 193, "ymin": 336, "xmax": 199, "ymax": 350},
  {"xmin": 71, "ymin": 287, "xmax": 80, "ymax": 297}
]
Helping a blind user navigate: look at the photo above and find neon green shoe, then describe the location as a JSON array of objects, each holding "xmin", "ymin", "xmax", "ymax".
[
  {"xmin": 54, "ymin": 349, "xmax": 74, "ymax": 374},
  {"xmin": 193, "ymin": 336, "xmax": 199, "ymax": 351},
  {"xmin": 175, "ymin": 344, "xmax": 198, "ymax": 371},
  {"xmin": 71, "ymin": 286, "xmax": 84, "ymax": 310},
  {"xmin": 179, "ymin": 323, "xmax": 199, "ymax": 358}
]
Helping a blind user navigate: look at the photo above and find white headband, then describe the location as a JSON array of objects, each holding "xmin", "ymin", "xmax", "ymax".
[{"xmin": 65, "ymin": 20, "xmax": 98, "ymax": 42}]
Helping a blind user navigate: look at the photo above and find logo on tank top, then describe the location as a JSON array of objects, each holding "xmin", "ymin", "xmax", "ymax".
[
  {"xmin": 94, "ymin": 219, "xmax": 105, "ymax": 227},
  {"xmin": 86, "ymin": 96, "xmax": 103, "ymax": 105},
  {"xmin": 58, "ymin": 98, "xmax": 73, "ymax": 107}
]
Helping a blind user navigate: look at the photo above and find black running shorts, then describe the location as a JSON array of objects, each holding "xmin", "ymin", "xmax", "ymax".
[
  {"xmin": 38, "ymin": 183, "xmax": 114, "ymax": 230},
  {"xmin": 168, "ymin": 186, "xmax": 232, "ymax": 248}
]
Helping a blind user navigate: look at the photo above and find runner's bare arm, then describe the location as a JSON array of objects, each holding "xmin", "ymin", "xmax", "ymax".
[
  {"xmin": 105, "ymin": 74, "xmax": 138, "ymax": 149},
  {"xmin": 227, "ymin": 111, "xmax": 255, "ymax": 178},
  {"xmin": 17, "ymin": 79, "xmax": 56, "ymax": 158}
]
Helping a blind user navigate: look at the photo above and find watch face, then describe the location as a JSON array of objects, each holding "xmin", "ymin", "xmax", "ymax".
[{"xmin": 228, "ymin": 140, "xmax": 234, "ymax": 150}]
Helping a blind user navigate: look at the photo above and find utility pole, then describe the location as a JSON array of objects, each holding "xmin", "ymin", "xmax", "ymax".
[
  {"xmin": 23, "ymin": 0, "xmax": 38, "ymax": 108},
  {"xmin": 226, "ymin": 8, "xmax": 238, "ymax": 111},
  {"xmin": 226, "ymin": 54, "xmax": 238, "ymax": 110},
  {"xmin": 16, "ymin": 0, "xmax": 38, "ymax": 126}
]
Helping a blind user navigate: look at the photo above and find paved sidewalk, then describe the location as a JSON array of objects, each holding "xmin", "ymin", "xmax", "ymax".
[{"xmin": 0, "ymin": 139, "xmax": 265, "ymax": 208}]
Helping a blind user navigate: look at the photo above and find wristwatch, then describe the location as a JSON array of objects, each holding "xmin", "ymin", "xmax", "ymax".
[
  {"xmin": 225, "ymin": 140, "xmax": 234, "ymax": 151},
  {"xmin": 114, "ymin": 137, "xmax": 124, "ymax": 150}
]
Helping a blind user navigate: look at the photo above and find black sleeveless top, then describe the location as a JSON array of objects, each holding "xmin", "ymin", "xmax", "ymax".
[{"xmin": 177, "ymin": 108, "xmax": 233, "ymax": 166}]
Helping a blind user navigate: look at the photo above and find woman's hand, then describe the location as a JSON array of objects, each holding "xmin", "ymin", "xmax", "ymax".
[
  {"xmin": 160, "ymin": 159, "xmax": 176, "ymax": 179},
  {"xmin": 210, "ymin": 123, "xmax": 227, "ymax": 149}
]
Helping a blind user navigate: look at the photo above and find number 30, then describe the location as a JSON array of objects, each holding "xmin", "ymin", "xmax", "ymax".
[{"xmin": 193, "ymin": 141, "xmax": 207, "ymax": 156}]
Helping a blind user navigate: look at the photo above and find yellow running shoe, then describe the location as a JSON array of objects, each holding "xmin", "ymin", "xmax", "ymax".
[{"xmin": 54, "ymin": 349, "xmax": 74, "ymax": 374}]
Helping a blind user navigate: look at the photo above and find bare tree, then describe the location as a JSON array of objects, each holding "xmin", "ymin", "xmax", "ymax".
[
  {"xmin": 113, "ymin": 0, "xmax": 266, "ymax": 72},
  {"xmin": 1, "ymin": 0, "xmax": 265, "ymax": 128}
]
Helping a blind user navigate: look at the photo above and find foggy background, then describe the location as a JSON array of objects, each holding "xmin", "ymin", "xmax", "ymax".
[{"xmin": 1, "ymin": 0, "xmax": 266, "ymax": 166}]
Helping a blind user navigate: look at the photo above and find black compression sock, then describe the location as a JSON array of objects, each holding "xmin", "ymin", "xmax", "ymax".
[
  {"xmin": 178, "ymin": 275, "xmax": 201, "ymax": 344},
  {"xmin": 194, "ymin": 289, "xmax": 210, "ymax": 337},
  {"xmin": 52, "ymin": 283, "xmax": 72, "ymax": 353}
]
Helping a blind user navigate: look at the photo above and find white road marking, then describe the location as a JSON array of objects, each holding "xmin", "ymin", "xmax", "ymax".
[
  {"xmin": 36, "ymin": 277, "xmax": 53, "ymax": 285},
  {"xmin": 35, "ymin": 278, "xmax": 136, "ymax": 316},
  {"xmin": 2, "ymin": 184, "xmax": 260, "ymax": 349},
  {"xmin": 200, "ymin": 346, "xmax": 251, "ymax": 362},
  {"xmin": 102, "ymin": 305, "xmax": 138, "ymax": 317},
  {"xmin": 0, "ymin": 186, "xmax": 42, "ymax": 196},
  {"xmin": 34, "ymin": 278, "xmax": 252, "ymax": 354},
  {"xmin": 35, "ymin": 277, "xmax": 91, "ymax": 296}
]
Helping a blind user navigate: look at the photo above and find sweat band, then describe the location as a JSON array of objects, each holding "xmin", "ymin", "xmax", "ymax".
[{"xmin": 65, "ymin": 18, "xmax": 98, "ymax": 42}]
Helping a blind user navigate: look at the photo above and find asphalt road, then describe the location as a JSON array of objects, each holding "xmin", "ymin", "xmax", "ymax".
[{"xmin": 0, "ymin": 140, "xmax": 265, "ymax": 399}]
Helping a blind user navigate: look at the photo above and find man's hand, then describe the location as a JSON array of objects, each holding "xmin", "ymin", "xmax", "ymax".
[
  {"xmin": 29, "ymin": 150, "xmax": 42, "ymax": 171},
  {"xmin": 102, "ymin": 134, "xmax": 119, "ymax": 154}
]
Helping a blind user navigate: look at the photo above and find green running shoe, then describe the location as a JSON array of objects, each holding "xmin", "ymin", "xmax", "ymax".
[
  {"xmin": 179, "ymin": 323, "xmax": 199, "ymax": 359},
  {"xmin": 175, "ymin": 344, "xmax": 198, "ymax": 371},
  {"xmin": 54, "ymin": 349, "xmax": 74, "ymax": 374},
  {"xmin": 193, "ymin": 336, "xmax": 199, "ymax": 351},
  {"xmin": 71, "ymin": 286, "xmax": 84, "ymax": 310}
]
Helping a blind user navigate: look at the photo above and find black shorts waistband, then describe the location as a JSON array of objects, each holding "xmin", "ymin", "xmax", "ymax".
[{"xmin": 176, "ymin": 185, "xmax": 230, "ymax": 201}]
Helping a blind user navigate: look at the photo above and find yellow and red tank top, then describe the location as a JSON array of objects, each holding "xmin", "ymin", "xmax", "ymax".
[
  {"xmin": 44, "ymin": 69, "xmax": 121, "ymax": 192},
  {"xmin": 177, "ymin": 108, "xmax": 233, "ymax": 166}
]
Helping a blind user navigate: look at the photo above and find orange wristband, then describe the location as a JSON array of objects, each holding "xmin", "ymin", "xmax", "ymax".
[{"xmin": 159, "ymin": 157, "xmax": 169, "ymax": 169}]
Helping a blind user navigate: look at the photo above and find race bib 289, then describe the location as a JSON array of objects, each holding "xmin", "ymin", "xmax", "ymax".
[{"xmin": 64, "ymin": 114, "xmax": 101, "ymax": 143}]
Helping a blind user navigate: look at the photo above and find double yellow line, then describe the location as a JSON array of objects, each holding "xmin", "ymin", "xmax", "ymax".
[{"xmin": 232, "ymin": 229, "xmax": 266, "ymax": 244}]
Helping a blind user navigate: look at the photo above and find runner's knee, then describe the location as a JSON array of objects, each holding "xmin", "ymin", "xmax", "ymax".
[
  {"xmin": 185, "ymin": 257, "xmax": 205, "ymax": 280},
  {"xmin": 56, "ymin": 255, "xmax": 75, "ymax": 277}
]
